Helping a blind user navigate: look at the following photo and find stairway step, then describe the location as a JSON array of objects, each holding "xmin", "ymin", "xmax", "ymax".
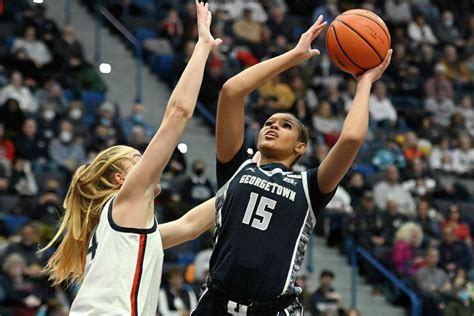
[{"xmin": 310, "ymin": 238, "xmax": 406, "ymax": 316}]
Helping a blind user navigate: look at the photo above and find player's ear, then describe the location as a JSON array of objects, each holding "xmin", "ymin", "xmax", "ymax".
[
  {"xmin": 114, "ymin": 172, "xmax": 126, "ymax": 185},
  {"xmin": 295, "ymin": 142, "xmax": 306, "ymax": 156}
]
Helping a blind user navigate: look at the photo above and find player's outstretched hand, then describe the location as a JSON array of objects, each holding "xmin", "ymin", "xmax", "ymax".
[
  {"xmin": 196, "ymin": 1, "xmax": 222, "ymax": 49},
  {"xmin": 293, "ymin": 15, "xmax": 327, "ymax": 59},
  {"xmin": 354, "ymin": 49, "xmax": 392, "ymax": 83}
]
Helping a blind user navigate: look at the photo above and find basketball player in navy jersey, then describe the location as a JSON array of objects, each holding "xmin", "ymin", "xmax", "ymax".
[{"xmin": 191, "ymin": 15, "xmax": 392, "ymax": 315}]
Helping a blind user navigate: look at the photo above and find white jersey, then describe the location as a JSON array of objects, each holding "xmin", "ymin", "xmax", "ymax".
[{"xmin": 70, "ymin": 196, "xmax": 163, "ymax": 316}]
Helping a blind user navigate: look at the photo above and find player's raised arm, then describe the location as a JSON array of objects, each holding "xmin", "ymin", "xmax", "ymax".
[
  {"xmin": 317, "ymin": 50, "xmax": 392, "ymax": 193},
  {"xmin": 216, "ymin": 16, "xmax": 327, "ymax": 163},
  {"xmin": 114, "ymin": 1, "xmax": 221, "ymax": 228},
  {"xmin": 159, "ymin": 198, "xmax": 216, "ymax": 250}
]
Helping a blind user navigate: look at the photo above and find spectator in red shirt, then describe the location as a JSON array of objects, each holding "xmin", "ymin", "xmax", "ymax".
[
  {"xmin": 442, "ymin": 204, "xmax": 471, "ymax": 244},
  {"xmin": 0, "ymin": 123, "xmax": 15, "ymax": 163},
  {"xmin": 403, "ymin": 131, "xmax": 424, "ymax": 162}
]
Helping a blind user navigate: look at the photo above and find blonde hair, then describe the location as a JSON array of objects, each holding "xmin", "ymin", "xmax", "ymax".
[
  {"xmin": 41, "ymin": 145, "xmax": 137, "ymax": 285},
  {"xmin": 394, "ymin": 222, "xmax": 423, "ymax": 247},
  {"xmin": 3, "ymin": 253, "xmax": 26, "ymax": 273}
]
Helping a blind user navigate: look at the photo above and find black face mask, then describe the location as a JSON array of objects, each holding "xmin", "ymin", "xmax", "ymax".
[{"xmin": 193, "ymin": 168, "xmax": 204, "ymax": 176}]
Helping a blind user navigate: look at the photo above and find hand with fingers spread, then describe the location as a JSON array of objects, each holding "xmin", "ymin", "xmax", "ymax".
[
  {"xmin": 293, "ymin": 15, "xmax": 327, "ymax": 60},
  {"xmin": 354, "ymin": 49, "xmax": 393, "ymax": 83},
  {"xmin": 196, "ymin": 0, "xmax": 222, "ymax": 49}
]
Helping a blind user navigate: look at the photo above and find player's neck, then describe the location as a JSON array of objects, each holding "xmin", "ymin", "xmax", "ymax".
[{"xmin": 259, "ymin": 156, "xmax": 292, "ymax": 169}]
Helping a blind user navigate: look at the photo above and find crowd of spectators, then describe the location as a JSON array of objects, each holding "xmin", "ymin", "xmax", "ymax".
[{"xmin": 0, "ymin": 0, "xmax": 473, "ymax": 315}]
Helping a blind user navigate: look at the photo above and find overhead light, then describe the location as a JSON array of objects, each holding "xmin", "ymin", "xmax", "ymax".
[
  {"xmin": 178, "ymin": 143, "xmax": 188, "ymax": 154},
  {"xmin": 99, "ymin": 63, "xmax": 112, "ymax": 74},
  {"xmin": 33, "ymin": 0, "xmax": 44, "ymax": 3}
]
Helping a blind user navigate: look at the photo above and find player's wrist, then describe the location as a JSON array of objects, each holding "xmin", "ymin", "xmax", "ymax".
[
  {"xmin": 195, "ymin": 39, "xmax": 214, "ymax": 51},
  {"xmin": 289, "ymin": 48, "xmax": 309, "ymax": 63}
]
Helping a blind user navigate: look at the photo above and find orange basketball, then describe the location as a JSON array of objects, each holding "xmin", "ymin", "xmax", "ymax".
[{"xmin": 326, "ymin": 9, "xmax": 391, "ymax": 75}]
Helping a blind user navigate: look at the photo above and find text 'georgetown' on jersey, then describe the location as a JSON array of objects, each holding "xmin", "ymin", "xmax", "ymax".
[{"xmin": 238, "ymin": 174, "xmax": 296, "ymax": 201}]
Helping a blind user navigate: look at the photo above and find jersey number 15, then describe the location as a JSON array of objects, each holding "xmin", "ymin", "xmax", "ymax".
[{"xmin": 242, "ymin": 192, "xmax": 276, "ymax": 231}]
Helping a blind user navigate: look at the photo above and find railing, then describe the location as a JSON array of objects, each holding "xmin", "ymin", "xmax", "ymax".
[
  {"xmin": 351, "ymin": 245, "xmax": 422, "ymax": 316},
  {"xmin": 196, "ymin": 102, "xmax": 216, "ymax": 127},
  {"xmin": 64, "ymin": 0, "xmax": 143, "ymax": 102}
]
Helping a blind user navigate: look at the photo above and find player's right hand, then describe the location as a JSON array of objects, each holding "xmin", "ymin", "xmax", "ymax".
[
  {"xmin": 354, "ymin": 49, "xmax": 392, "ymax": 83},
  {"xmin": 196, "ymin": 1, "xmax": 222, "ymax": 49}
]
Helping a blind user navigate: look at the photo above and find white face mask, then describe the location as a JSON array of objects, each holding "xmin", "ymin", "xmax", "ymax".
[
  {"xmin": 42, "ymin": 110, "xmax": 55, "ymax": 121},
  {"xmin": 443, "ymin": 19, "xmax": 453, "ymax": 27},
  {"xmin": 60, "ymin": 131, "xmax": 73, "ymax": 143},
  {"xmin": 69, "ymin": 108, "xmax": 82, "ymax": 120}
]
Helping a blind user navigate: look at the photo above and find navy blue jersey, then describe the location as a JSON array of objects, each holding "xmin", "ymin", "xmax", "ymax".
[{"xmin": 209, "ymin": 146, "xmax": 335, "ymax": 303}]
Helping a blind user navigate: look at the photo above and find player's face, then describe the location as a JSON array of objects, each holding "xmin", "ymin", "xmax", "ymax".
[
  {"xmin": 123, "ymin": 151, "xmax": 161, "ymax": 197},
  {"xmin": 257, "ymin": 113, "xmax": 305, "ymax": 159}
]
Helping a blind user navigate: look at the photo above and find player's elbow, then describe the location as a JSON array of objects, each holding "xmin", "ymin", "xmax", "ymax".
[
  {"xmin": 339, "ymin": 131, "xmax": 366, "ymax": 147},
  {"xmin": 221, "ymin": 78, "xmax": 246, "ymax": 98},
  {"xmin": 169, "ymin": 102, "xmax": 193, "ymax": 120}
]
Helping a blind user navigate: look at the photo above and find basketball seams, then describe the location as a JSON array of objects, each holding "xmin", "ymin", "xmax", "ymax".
[
  {"xmin": 335, "ymin": 18, "xmax": 384, "ymax": 62},
  {"xmin": 330, "ymin": 25, "xmax": 367, "ymax": 73},
  {"xmin": 341, "ymin": 12, "xmax": 391, "ymax": 47}
]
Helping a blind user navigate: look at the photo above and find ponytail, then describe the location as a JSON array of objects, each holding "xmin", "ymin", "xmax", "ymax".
[{"xmin": 41, "ymin": 145, "xmax": 136, "ymax": 285}]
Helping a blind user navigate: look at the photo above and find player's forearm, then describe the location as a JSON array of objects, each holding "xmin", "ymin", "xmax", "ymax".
[
  {"xmin": 160, "ymin": 198, "xmax": 215, "ymax": 250},
  {"xmin": 339, "ymin": 78, "xmax": 372, "ymax": 144},
  {"xmin": 165, "ymin": 41, "xmax": 212, "ymax": 119},
  {"xmin": 222, "ymin": 49, "xmax": 307, "ymax": 97}
]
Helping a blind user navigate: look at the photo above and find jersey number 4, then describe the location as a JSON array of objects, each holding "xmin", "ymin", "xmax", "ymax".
[{"xmin": 242, "ymin": 192, "xmax": 276, "ymax": 231}]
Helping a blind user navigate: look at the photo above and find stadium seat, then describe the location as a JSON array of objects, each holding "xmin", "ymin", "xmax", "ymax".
[
  {"xmin": 0, "ymin": 194, "xmax": 20, "ymax": 213},
  {"xmin": 81, "ymin": 91, "xmax": 106, "ymax": 126},
  {"xmin": 351, "ymin": 164, "xmax": 376, "ymax": 179},
  {"xmin": 149, "ymin": 54, "xmax": 175, "ymax": 82},
  {"xmin": 134, "ymin": 28, "xmax": 157, "ymax": 45},
  {"xmin": 63, "ymin": 89, "xmax": 76, "ymax": 102},
  {"xmin": 175, "ymin": 253, "xmax": 196, "ymax": 267},
  {"xmin": 3, "ymin": 35, "xmax": 16, "ymax": 50},
  {"xmin": 3, "ymin": 214, "xmax": 29, "ymax": 235}
]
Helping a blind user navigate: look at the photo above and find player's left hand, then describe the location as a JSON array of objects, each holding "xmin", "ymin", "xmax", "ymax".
[
  {"xmin": 293, "ymin": 15, "xmax": 327, "ymax": 59},
  {"xmin": 196, "ymin": 1, "xmax": 222, "ymax": 49}
]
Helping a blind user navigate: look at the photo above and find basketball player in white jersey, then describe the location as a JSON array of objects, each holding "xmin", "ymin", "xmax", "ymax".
[{"xmin": 41, "ymin": 2, "xmax": 221, "ymax": 315}]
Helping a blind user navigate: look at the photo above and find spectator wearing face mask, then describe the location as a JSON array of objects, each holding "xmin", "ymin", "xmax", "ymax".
[
  {"xmin": 121, "ymin": 103, "xmax": 155, "ymax": 141},
  {"xmin": 48, "ymin": 120, "xmax": 86, "ymax": 180},
  {"xmin": 37, "ymin": 103, "xmax": 61, "ymax": 144},
  {"xmin": 434, "ymin": 11, "xmax": 464, "ymax": 47},
  {"xmin": 30, "ymin": 178, "xmax": 63, "ymax": 225},
  {"xmin": 178, "ymin": 160, "xmax": 214, "ymax": 209},
  {"xmin": 93, "ymin": 101, "xmax": 125, "ymax": 144},
  {"xmin": 445, "ymin": 282, "xmax": 474, "ymax": 316},
  {"xmin": 127, "ymin": 125, "xmax": 148, "ymax": 153},
  {"xmin": 65, "ymin": 101, "xmax": 88, "ymax": 143}
]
